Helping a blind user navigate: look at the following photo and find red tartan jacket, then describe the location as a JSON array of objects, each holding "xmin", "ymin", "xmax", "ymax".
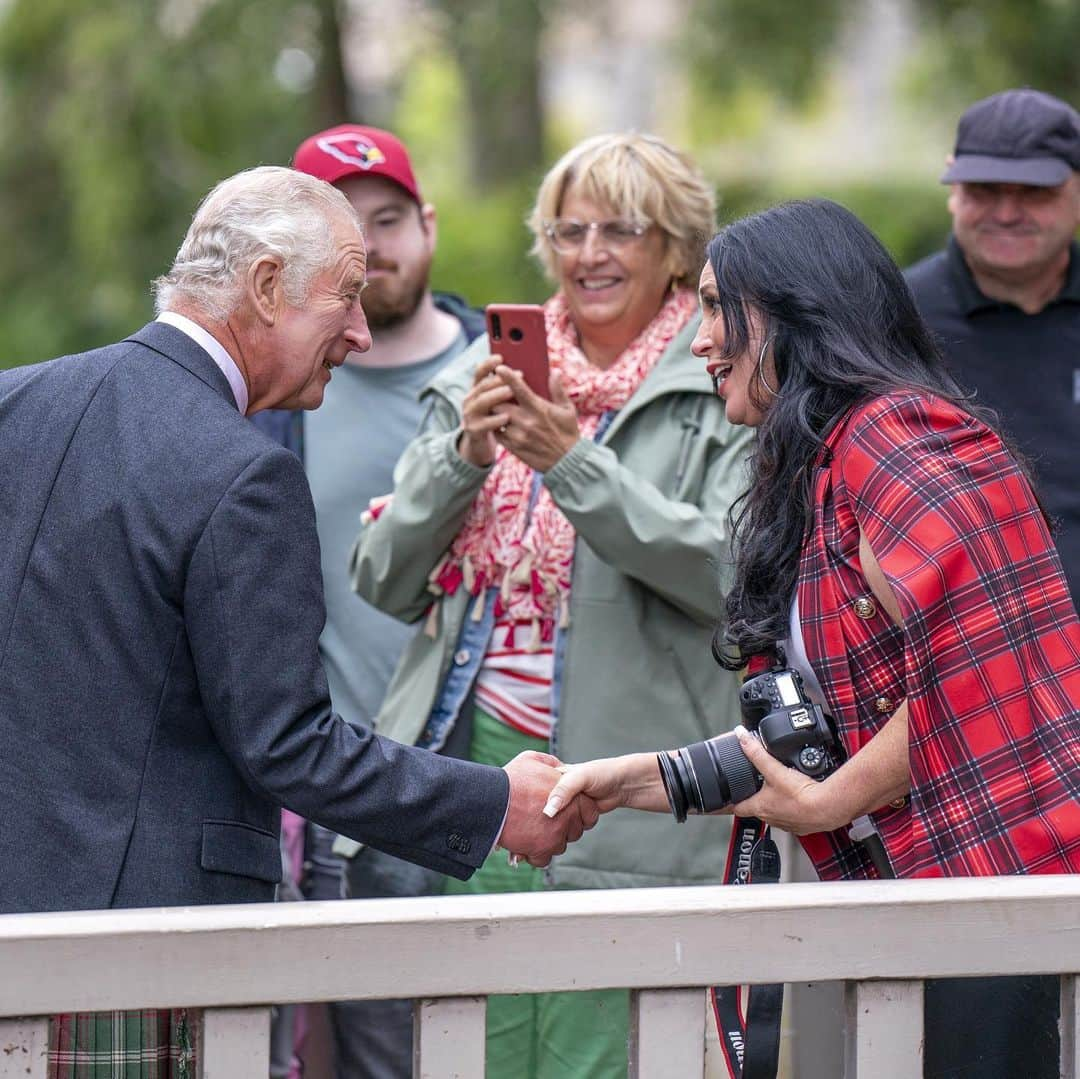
[{"xmin": 795, "ymin": 392, "xmax": 1080, "ymax": 880}]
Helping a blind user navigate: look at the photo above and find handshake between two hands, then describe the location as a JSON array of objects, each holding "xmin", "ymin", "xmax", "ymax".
[
  {"xmin": 497, "ymin": 749, "xmax": 658, "ymax": 868},
  {"xmin": 495, "ymin": 724, "xmax": 856, "ymax": 865}
]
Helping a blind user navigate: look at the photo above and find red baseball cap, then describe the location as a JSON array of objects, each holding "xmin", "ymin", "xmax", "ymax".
[{"xmin": 292, "ymin": 124, "xmax": 422, "ymax": 203}]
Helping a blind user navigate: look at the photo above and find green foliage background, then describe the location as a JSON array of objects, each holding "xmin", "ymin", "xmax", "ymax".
[
  {"xmin": 0, "ymin": 0, "xmax": 319, "ymax": 365},
  {"xmin": 0, "ymin": 0, "xmax": 1074, "ymax": 369}
]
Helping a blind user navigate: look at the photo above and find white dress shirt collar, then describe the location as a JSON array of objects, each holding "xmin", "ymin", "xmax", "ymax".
[{"xmin": 156, "ymin": 311, "xmax": 249, "ymax": 414}]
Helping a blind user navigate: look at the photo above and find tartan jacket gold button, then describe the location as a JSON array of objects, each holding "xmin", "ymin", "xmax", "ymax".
[
  {"xmin": 874, "ymin": 696, "xmax": 893, "ymax": 714},
  {"xmin": 853, "ymin": 596, "xmax": 876, "ymax": 619}
]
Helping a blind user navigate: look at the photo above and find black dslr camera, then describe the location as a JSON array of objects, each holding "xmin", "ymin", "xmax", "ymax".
[{"xmin": 658, "ymin": 667, "xmax": 842, "ymax": 820}]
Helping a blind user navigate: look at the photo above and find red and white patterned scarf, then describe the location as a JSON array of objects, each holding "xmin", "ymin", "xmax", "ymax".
[{"xmin": 425, "ymin": 287, "xmax": 697, "ymax": 648}]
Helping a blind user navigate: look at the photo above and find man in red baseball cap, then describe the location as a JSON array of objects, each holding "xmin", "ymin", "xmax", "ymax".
[
  {"xmin": 255, "ymin": 125, "xmax": 485, "ymax": 1079},
  {"xmin": 291, "ymin": 124, "xmax": 481, "ymax": 339}
]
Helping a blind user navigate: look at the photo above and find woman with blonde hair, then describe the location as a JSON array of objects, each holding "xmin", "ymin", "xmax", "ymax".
[{"xmin": 350, "ymin": 132, "xmax": 752, "ymax": 1077}]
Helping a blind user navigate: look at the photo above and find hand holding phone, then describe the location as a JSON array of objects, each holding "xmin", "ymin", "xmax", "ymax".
[{"xmin": 485, "ymin": 303, "xmax": 550, "ymax": 400}]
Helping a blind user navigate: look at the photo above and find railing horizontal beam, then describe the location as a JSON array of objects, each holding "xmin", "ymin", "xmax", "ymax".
[{"xmin": 0, "ymin": 877, "xmax": 1077, "ymax": 1017}]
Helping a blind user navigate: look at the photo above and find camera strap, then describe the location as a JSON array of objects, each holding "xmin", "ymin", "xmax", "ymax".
[{"xmin": 711, "ymin": 815, "xmax": 783, "ymax": 1079}]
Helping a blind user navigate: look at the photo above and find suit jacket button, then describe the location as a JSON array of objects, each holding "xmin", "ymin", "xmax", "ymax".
[
  {"xmin": 853, "ymin": 596, "xmax": 876, "ymax": 619},
  {"xmin": 874, "ymin": 696, "xmax": 893, "ymax": 714},
  {"xmin": 453, "ymin": 649, "xmax": 471, "ymax": 666}
]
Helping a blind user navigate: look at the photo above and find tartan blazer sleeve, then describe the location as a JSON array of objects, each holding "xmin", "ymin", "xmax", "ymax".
[{"xmin": 836, "ymin": 393, "xmax": 1080, "ymax": 876}]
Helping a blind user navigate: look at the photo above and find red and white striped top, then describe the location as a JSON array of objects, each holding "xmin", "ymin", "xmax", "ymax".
[{"xmin": 474, "ymin": 619, "xmax": 555, "ymax": 740}]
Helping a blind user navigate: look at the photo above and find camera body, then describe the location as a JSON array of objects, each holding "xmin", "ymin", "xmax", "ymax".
[
  {"xmin": 658, "ymin": 666, "xmax": 843, "ymax": 820},
  {"xmin": 740, "ymin": 668, "xmax": 839, "ymax": 780}
]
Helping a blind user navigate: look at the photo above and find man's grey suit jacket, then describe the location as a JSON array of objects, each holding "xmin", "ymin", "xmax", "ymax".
[{"xmin": 0, "ymin": 321, "xmax": 508, "ymax": 914}]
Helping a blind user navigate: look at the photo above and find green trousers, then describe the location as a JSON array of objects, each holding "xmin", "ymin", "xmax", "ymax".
[{"xmin": 443, "ymin": 707, "xmax": 629, "ymax": 1079}]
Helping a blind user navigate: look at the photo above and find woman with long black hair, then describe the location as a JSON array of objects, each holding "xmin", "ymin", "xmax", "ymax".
[{"xmin": 546, "ymin": 198, "xmax": 1080, "ymax": 1078}]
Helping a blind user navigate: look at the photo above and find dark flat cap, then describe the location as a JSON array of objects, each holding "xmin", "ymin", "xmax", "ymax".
[{"xmin": 941, "ymin": 88, "xmax": 1080, "ymax": 187}]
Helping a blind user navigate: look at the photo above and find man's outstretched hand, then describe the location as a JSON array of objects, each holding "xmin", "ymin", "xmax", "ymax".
[{"xmin": 499, "ymin": 750, "xmax": 601, "ymax": 867}]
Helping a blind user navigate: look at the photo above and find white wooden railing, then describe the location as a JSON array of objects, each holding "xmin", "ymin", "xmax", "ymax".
[{"xmin": 1, "ymin": 876, "xmax": 1078, "ymax": 1078}]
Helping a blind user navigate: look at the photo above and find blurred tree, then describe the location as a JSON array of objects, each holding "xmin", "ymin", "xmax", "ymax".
[
  {"xmin": 687, "ymin": 0, "xmax": 1080, "ymax": 113},
  {"xmin": 909, "ymin": 0, "xmax": 1080, "ymax": 105},
  {"xmin": 686, "ymin": 0, "xmax": 847, "ymax": 107},
  {"xmin": 0, "ymin": 0, "xmax": 347, "ymax": 368},
  {"xmin": 426, "ymin": 0, "xmax": 546, "ymax": 190},
  {"xmin": 312, "ymin": 0, "xmax": 350, "ymax": 120}
]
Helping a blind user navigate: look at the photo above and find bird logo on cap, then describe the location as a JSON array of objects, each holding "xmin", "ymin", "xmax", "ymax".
[{"xmin": 316, "ymin": 133, "xmax": 387, "ymax": 170}]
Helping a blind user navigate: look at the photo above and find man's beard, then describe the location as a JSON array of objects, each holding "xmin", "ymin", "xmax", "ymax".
[{"xmin": 362, "ymin": 258, "xmax": 430, "ymax": 330}]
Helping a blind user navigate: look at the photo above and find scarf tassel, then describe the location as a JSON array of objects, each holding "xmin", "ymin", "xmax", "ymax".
[
  {"xmin": 423, "ymin": 602, "xmax": 440, "ymax": 639},
  {"xmin": 471, "ymin": 591, "xmax": 486, "ymax": 622},
  {"xmin": 427, "ymin": 554, "xmax": 450, "ymax": 596},
  {"xmin": 361, "ymin": 493, "xmax": 393, "ymax": 526},
  {"xmin": 509, "ymin": 551, "xmax": 534, "ymax": 587},
  {"xmin": 500, "ymin": 568, "xmax": 514, "ymax": 608},
  {"xmin": 557, "ymin": 594, "xmax": 571, "ymax": 631},
  {"xmin": 435, "ymin": 560, "xmax": 464, "ymax": 597}
]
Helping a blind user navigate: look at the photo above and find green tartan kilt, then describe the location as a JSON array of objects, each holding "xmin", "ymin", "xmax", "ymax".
[{"xmin": 49, "ymin": 1010, "xmax": 197, "ymax": 1079}]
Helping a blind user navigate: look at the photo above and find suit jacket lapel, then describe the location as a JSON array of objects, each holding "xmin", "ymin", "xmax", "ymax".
[{"xmin": 126, "ymin": 321, "xmax": 239, "ymax": 410}]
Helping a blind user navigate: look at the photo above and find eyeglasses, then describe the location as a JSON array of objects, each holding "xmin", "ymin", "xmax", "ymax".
[{"xmin": 543, "ymin": 218, "xmax": 651, "ymax": 253}]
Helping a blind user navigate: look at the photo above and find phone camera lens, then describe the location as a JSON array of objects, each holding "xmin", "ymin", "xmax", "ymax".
[{"xmin": 509, "ymin": 327, "xmax": 524, "ymax": 342}]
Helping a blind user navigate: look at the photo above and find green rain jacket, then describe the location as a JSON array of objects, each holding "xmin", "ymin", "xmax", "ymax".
[{"xmin": 349, "ymin": 320, "xmax": 755, "ymax": 889}]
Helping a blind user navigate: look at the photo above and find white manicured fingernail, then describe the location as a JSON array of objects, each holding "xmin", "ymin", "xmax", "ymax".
[
  {"xmin": 543, "ymin": 795, "xmax": 562, "ymax": 818},
  {"xmin": 507, "ymin": 853, "xmax": 520, "ymax": 868}
]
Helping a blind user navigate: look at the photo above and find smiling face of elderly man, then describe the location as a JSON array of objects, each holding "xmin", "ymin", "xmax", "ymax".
[{"xmin": 155, "ymin": 166, "xmax": 374, "ymax": 413}]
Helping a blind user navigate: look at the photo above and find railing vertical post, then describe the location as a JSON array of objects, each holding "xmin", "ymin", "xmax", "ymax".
[
  {"xmin": 1063, "ymin": 975, "xmax": 1078, "ymax": 1079},
  {"xmin": 0, "ymin": 1015, "xmax": 48, "ymax": 1075},
  {"xmin": 0, "ymin": 1017, "xmax": 48, "ymax": 1079},
  {"xmin": 843, "ymin": 979, "xmax": 923, "ymax": 1079},
  {"xmin": 413, "ymin": 996, "xmax": 486, "ymax": 1078},
  {"xmin": 628, "ymin": 988, "xmax": 705, "ymax": 1078},
  {"xmin": 198, "ymin": 1006, "xmax": 270, "ymax": 1078}
]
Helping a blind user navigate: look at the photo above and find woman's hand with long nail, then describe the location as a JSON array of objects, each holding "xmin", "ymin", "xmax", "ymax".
[{"xmin": 542, "ymin": 752, "xmax": 670, "ymax": 819}]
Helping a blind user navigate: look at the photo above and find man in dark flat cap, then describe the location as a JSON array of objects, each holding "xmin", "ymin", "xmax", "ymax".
[{"xmin": 907, "ymin": 88, "xmax": 1080, "ymax": 607}]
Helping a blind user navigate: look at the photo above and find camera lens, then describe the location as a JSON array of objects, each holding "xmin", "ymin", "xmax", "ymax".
[
  {"xmin": 663, "ymin": 731, "xmax": 761, "ymax": 815},
  {"xmin": 706, "ymin": 733, "xmax": 760, "ymax": 806}
]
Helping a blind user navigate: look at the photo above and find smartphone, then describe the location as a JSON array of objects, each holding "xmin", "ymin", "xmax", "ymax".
[{"xmin": 485, "ymin": 303, "xmax": 550, "ymax": 400}]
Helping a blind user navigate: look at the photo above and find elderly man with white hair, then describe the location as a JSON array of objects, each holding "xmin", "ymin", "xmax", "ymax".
[{"xmin": 0, "ymin": 166, "xmax": 596, "ymax": 1071}]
